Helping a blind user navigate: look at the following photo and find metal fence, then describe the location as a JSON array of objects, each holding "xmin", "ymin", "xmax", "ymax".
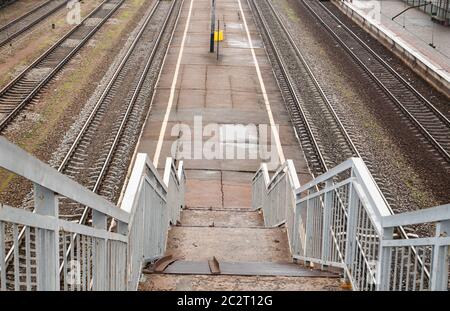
[
  {"xmin": 252, "ymin": 161, "xmax": 300, "ymax": 233},
  {"xmin": 0, "ymin": 137, "xmax": 185, "ymax": 290},
  {"xmin": 252, "ymin": 157, "xmax": 450, "ymax": 291},
  {"xmin": 120, "ymin": 154, "xmax": 185, "ymax": 290},
  {"xmin": 402, "ymin": 0, "xmax": 450, "ymax": 24}
]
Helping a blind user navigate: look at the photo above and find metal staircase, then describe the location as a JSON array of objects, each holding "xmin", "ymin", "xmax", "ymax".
[
  {"xmin": 0, "ymin": 136, "xmax": 449, "ymax": 290},
  {"xmin": 0, "ymin": 137, "xmax": 185, "ymax": 290},
  {"xmin": 252, "ymin": 157, "xmax": 450, "ymax": 291}
]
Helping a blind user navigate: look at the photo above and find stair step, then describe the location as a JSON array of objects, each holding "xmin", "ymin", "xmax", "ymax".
[
  {"xmin": 180, "ymin": 209, "xmax": 264, "ymax": 228},
  {"xmin": 146, "ymin": 260, "xmax": 339, "ymax": 278},
  {"xmin": 166, "ymin": 226, "xmax": 291, "ymax": 262}
]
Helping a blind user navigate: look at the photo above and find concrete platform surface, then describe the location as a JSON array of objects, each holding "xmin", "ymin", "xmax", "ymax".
[
  {"xmin": 139, "ymin": 274, "xmax": 344, "ymax": 291},
  {"xmin": 337, "ymin": 0, "xmax": 450, "ymax": 91},
  {"xmin": 165, "ymin": 226, "xmax": 291, "ymax": 262},
  {"xmin": 136, "ymin": 0, "xmax": 342, "ymax": 291},
  {"xmin": 180, "ymin": 209, "xmax": 264, "ymax": 227}
]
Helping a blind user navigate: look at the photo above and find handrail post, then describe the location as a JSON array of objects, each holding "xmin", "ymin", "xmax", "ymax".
[
  {"xmin": 116, "ymin": 220, "xmax": 128, "ymax": 291},
  {"xmin": 177, "ymin": 160, "xmax": 185, "ymax": 212},
  {"xmin": 117, "ymin": 221, "xmax": 128, "ymax": 235},
  {"xmin": 344, "ymin": 181, "xmax": 358, "ymax": 286},
  {"xmin": 376, "ymin": 227, "xmax": 394, "ymax": 291},
  {"xmin": 34, "ymin": 184, "xmax": 60, "ymax": 291},
  {"xmin": 92, "ymin": 210, "xmax": 108, "ymax": 290},
  {"xmin": 430, "ymin": 220, "xmax": 450, "ymax": 290},
  {"xmin": 305, "ymin": 189, "xmax": 313, "ymax": 259},
  {"xmin": 0, "ymin": 219, "xmax": 5, "ymax": 290},
  {"xmin": 321, "ymin": 179, "xmax": 333, "ymax": 269},
  {"xmin": 293, "ymin": 192, "xmax": 302, "ymax": 256}
]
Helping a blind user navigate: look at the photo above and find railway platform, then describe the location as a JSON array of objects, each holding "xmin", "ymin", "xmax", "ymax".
[
  {"xmin": 334, "ymin": 0, "xmax": 450, "ymax": 95},
  {"xmin": 134, "ymin": 0, "xmax": 342, "ymax": 290},
  {"xmin": 0, "ymin": 0, "xmax": 450, "ymax": 292}
]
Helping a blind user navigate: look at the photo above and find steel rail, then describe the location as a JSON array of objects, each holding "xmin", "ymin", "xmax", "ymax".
[
  {"xmin": 251, "ymin": 0, "xmax": 415, "ymax": 220},
  {"xmin": 250, "ymin": 0, "xmax": 361, "ymax": 242},
  {"xmin": 316, "ymin": 1, "xmax": 450, "ymax": 127},
  {"xmin": 3, "ymin": 0, "xmax": 124, "ymax": 267},
  {"xmin": 248, "ymin": 0, "xmax": 326, "ymax": 174},
  {"xmin": 3, "ymin": 0, "xmax": 179, "ymax": 276},
  {"xmin": 303, "ymin": 0, "xmax": 450, "ymax": 163},
  {"xmin": 264, "ymin": 0, "xmax": 429, "ymax": 281},
  {"xmin": 249, "ymin": 0, "xmax": 360, "ymax": 177},
  {"xmin": 63, "ymin": 0, "xmax": 177, "ymax": 225},
  {"xmin": 303, "ymin": 0, "xmax": 434, "ymax": 280},
  {"xmin": 0, "ymin": 0, "xmax": 57, "ymax": 32},
  {"xmin": 0, "ymin": 0, "xmax": 125, "ymax": 132},
  {"xmin": 0, "ymin": 0, "xmax": 69, "ymax": 48},
  {"xmin": 59, "ymin": 0, "xmax": 180, "ymax": 275},
  {"xmin": 266, "ymin": 0, "xmax": 360, "ymax": 164},
  {"xmin": 261, "ymin": 0, "xmax": 372, "ymax": 222}
]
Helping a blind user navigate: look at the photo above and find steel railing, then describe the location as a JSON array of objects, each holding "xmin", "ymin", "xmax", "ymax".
[
  {"xmin": 0, "ymin": 137, "xmax": 185, "ymax": 290},
  {"xmin": 400, "ymin": 0, "xmax": 450, "ymax": 23},
  {"xmin": 120, "ymin": 154, "xmax": 185, "ymax": 290},
  {"xmin": 252, "ymin": 157, "xmax": 450, "ymax": 291}
]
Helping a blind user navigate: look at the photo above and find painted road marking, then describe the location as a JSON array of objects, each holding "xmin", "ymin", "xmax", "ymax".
[
  {"xmin": 154, "ymin": 0, "xmax": 285, "ymax": 166},
  {"xmin": 237, "ymin": 0, "xmax": 285, "ymax": 164},
  {"xmin": 153, "ymin": 0, "xmax": 194, "ymax": 167}
]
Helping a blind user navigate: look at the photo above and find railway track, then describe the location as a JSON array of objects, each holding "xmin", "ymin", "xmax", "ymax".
[
  {"xmin": 0, "ymin": 0, "xmax": 69, "ymax": 48},
  {"xmin": 0, "ymin": 0, "xmax": 16, "ymax": 9},
  {"xmin": 303, "ymin": 0, "xmax": 450, "ymax": 166},
  {"xmin": 249, "ymin": 0, "xmax": 433, "ymax": 285},
  {"xmin": 248, "ymin": 0, "xmax": 358, "ymax": 176},
  {"xmin": 0, "ymin": 0, "xmax": 124, "ymax": 131},
  {"xmin": 58, "ymin": 0, "xmax": 178, "ymax": 222},
  {"xmin": 2, "ymin": 0, "xmax": 183, "ymax": 290}
]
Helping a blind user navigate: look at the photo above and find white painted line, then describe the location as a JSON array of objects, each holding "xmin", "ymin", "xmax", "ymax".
[
  {"xmin": 237, "ymin": 0, "xmax": 285, "ymax": 164},
  {"xmin": 153, "ymin": 0, "xmax": 194, "ymax": 167}
]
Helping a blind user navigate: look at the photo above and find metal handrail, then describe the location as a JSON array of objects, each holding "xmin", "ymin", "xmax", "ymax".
[
  {"xmin": 252, "ymin": 157, "xmax": 450, "ymax": 290},
  {"xmin": 120, "ymin": 153, "xmax": 185, "ymax": 290},
  {"xmin": 383, "ymin": 204, "xmax": 450, "ymax": 227},
  {"xmin": 0, "ymin": 138, "xmax": 185, "ymax": 290},
  {"xmin": 0, "ymin": 137, "xmax": 128, "ymax": 222}
]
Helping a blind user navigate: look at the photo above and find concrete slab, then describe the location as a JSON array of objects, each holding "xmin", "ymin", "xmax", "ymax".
[
  {"xmin": 139, "ymin": 274, "xmax": 344, "ymax": 291},
  {"xmin": 185, "ymin": 170, "xmax": 223, "ymax": 208},
  {"xmin": 178, "ymin": 89, "xmax": 206, "ymax": 108},
  {"xmin": 205, "ymin": 89, "xmax": 233, "ymax": 108},
  {"xmin": 180, "ymin": 209, "xmax": 264, "ymax": 227},
  {"xmin": 165, "ymin": 226, "xmax": 291, "ymax": 262},
  {"xmin": 223, "ymin": 181, "xmax": 252, "ymax": 208},
  {"xmin": 182, "ymin": 159, "xmax": 262, "ymax": 172},
  {"xmin": 185, "ymin": 170, "xmax": 254, "ymax": 208},
  {"xmin": 334, "ymin": 0, "xmax": 450, "ymax": 94},
  {"xmin": 133, "ymin": 0, "xmax": 330, "ymax": 291}
]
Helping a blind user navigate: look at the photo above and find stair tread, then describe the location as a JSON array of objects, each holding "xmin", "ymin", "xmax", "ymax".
[
  {"xmin": 180, "ymin": 208, "xmax": 264, "ymax": 228},
  {"xmin": 147, "ymin": 260, "xmax": 340, "ymax": 278},
  {"xmin": 166, "ymin": 226, "xmax": 291, "ymax": 262}
]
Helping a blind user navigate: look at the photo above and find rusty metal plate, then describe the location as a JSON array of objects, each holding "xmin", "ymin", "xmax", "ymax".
[
  {"xmin": 162, "ymin": 260, "xmax": 340, "ymax": 277},
  {"xmin": 208, "ymin": 256, "xmax": 221, "ymax": 274},
  {"xmin": 153, "ymin": 255, "xmax": 179, "ymax": 273}
]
